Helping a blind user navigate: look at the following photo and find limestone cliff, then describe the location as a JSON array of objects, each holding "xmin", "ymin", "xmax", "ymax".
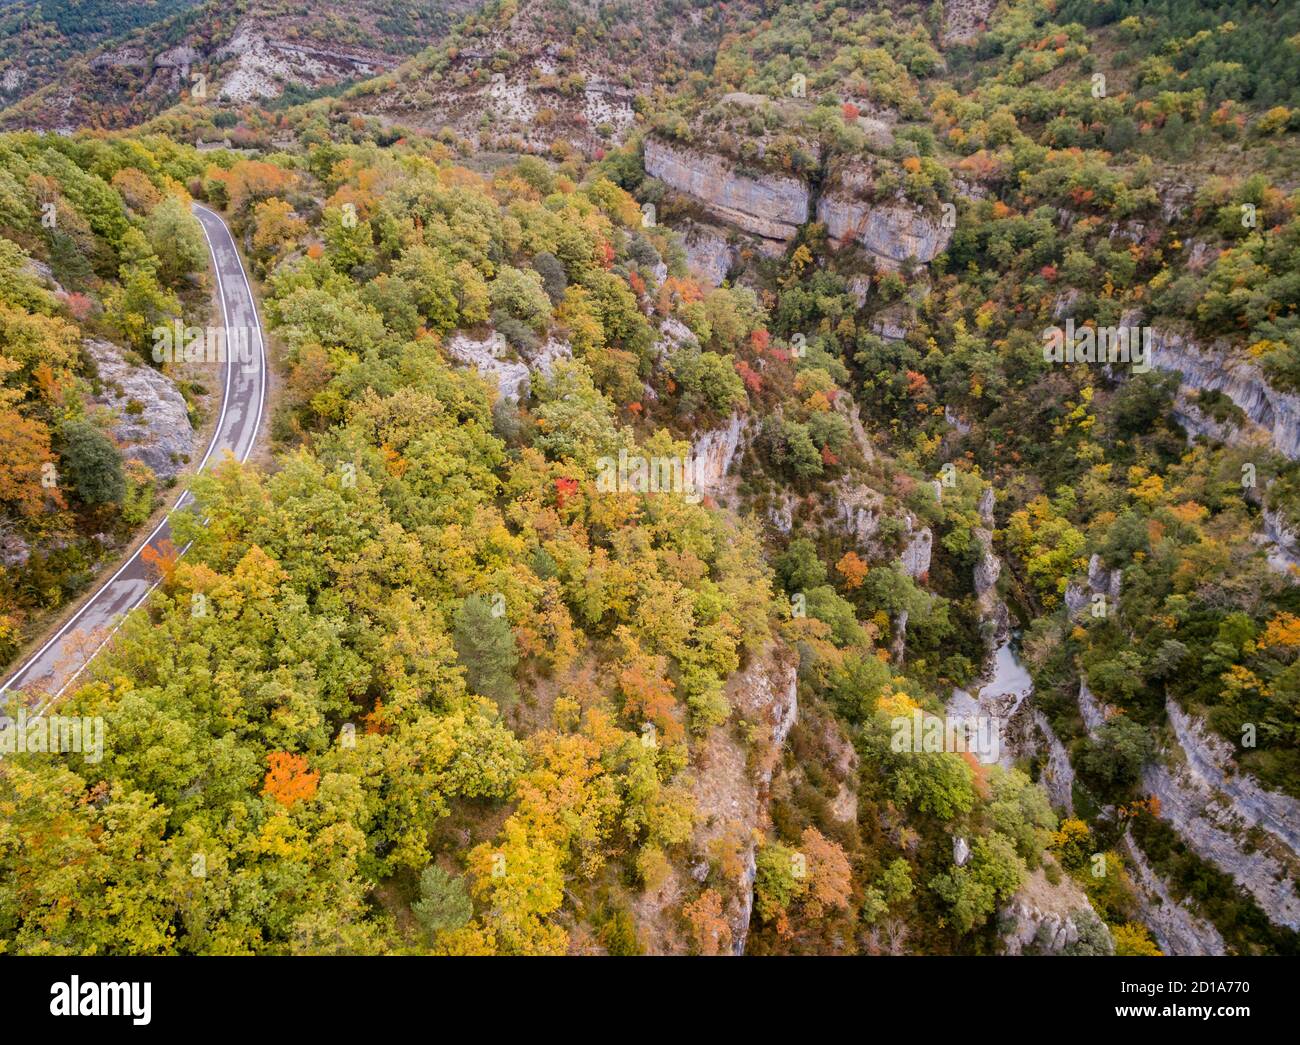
[
  {"xmin": 643, "ymin": 137, "xmax": 810, "ymax": 245},
  {"xmin": 999, "ymin": 865, "xmax": 1113, "ymax": 955},
  {"xmin": 443, "ymin": 331, "xmax": 532, "ymax": 401},
  {"xmin": 817, "ymin": 170, "xmax": 954, "ymax": 269},
  {"xmin": 690, "ymin": 414, "xmax": 748, "ymax": 500},
  {"xmin": 1150, "ymin": 325, "xmax": 1300, "ymax": 460},
  {"xmin": 1165, "ymin": 697, "xmax": 1300, "ymax": 855},
  {"xmin": 1122, "ymin": 830, "xmax": 1227, "ymax": 955}
]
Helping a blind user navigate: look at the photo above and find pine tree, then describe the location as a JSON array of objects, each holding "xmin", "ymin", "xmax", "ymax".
[
  {"xmin": 412, "ymin": 866, "xmax": 473, "ymax": 937},
  {"xmin": 453, "ymin": 593, "xmax": 519, "ymax": 708}
]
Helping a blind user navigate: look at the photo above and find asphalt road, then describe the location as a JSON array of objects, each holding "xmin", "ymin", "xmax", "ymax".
[{"xmin": 0, "ymin": 203, "xmax": 266, "ymax": 706}]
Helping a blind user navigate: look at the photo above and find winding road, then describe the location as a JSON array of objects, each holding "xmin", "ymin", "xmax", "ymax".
[{"xmin": 0, "ymin": 203, "xmax": 266, "ymax": 705}]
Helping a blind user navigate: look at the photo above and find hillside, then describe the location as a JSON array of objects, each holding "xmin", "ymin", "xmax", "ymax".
[
  {"xmin": 0, "ymin": 0, "xmax": 484, "ymax": 132},
  {"xmin": 2, "ymin": 0, "xmax": 1300, "ymax": 959}
]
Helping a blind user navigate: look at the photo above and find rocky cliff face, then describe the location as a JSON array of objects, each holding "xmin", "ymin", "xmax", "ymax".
[
  {"xmin": 680, "ymin": 221, "xmax": 735, "ymax": 286},
  {"xmin": 1069, "ymin": 564, "xmax": 1300, "ymax": 933},
  {"xmin": 644, "ymin": 140, "xmax": 952, "ymax": 269},
  {"xmin": 817, "ymin": 176, "xmax": 953, "ymax": 270},
  {"xmin": 1260, "ymin": 507, "xmax": 1300, "ymax": 574},
  {"xmin": 1150, "ymin": 326, "xmax": 1300, "ymax": 460},
  {"xmin": 690, "ymin": 414, "xmax": 748, "ymax": 499},
  {"xmin": 830, "ymin": 478, "xmax": 883, "ymax": 547},
  {"xmin": 643, "ymin": 138, "xmax": 810, "ymax": 245},
  {"xmin": 1170, "ymin": 386, "xmax": 1264, "ymax": 453},
  {"xmin": 1142, "ymin": 755, "xmax": 1300, "ymax": 930},
  {"xmin": 1076, "ymin": 677, "xmax": 1117, "ymax": 735},
  {"xmin": 1000, "ymin": 866, "xmax": 1113, "ymax": 955},
  {"xmin": 972, "ymin": 486, "xmax": 1010, "ymax": 645},
  {"xmin": 1025, "ymin": 709, "xmax": 1075, "ymax": 814},
  {"xmin": 1122, "ymin": 830, "xmax": 1227, "ymax": 955},
  {"xmin": 443, "ymin": 330, "xmax": 573, "ymax": 403},
  {"xmin": 1166, "ymin": 697, "xmax": 1300, "ymax": 855},
  {"xmin": 85, "ymin": 339, "xmax": 194, "ymax": 483},
  {"xmin": 721, "ymin": 649, "xmax": 799, "ymax": 954},
  {"xmin": 898, "ymin": 518, "xmax": 932, "ymax": 580},
  {"xmin": 1065, "ymin": 554, "xmax": 1121, "ymax": 621},
  {"xmin": 215, "ymin": 21, "xmax": 391, "ymax": 104},
  {"xmin": 630, "ymin": 645, "xmax": 798, "ymax": 955}
]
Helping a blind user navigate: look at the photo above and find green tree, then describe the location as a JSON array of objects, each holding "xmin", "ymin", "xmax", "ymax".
[
  {"xmin": 60, "ymin": 421, "xmax": 125, "ymax": 505},
  {"xmin": 411, "ymin": 865, "xmax": 473, "ymax": 936},
  {"xmin": 394, "ymin": 245, "xmax": 458, "ymax": 332},
  {"xmin": 144, "ymin": 196, "xmax": 207, "ymax": 286},
  {"xmin": 489, "ymin": 265, "xmax": 552, "ymax": 332},
  {"xmin": 1079, "ymin": 716, "xmax": 1153, "ymax": 790},
  {"xmin": 929, "ymin": 833, "xmax": 1026, "ymax": 933},
  {"xmin": 754, "ymin": 843, "xmax": 807, "ymax": 923},
  {"xmin": 666, "ymin": 346, "xmax": 747, "ymax": 417},
  {"xmin": 453, "ymin": 593, "xmax": 519, "ymax": 708}
]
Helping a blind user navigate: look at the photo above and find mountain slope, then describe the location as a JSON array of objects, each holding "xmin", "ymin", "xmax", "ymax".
[{"xmin": 0, "ymin": 0, "xmax": 484, "ymax": 131}]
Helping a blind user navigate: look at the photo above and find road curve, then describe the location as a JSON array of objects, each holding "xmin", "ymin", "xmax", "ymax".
[{"xmin": 0, "ymin": 203, "xmax": 267, "ymax": 704}]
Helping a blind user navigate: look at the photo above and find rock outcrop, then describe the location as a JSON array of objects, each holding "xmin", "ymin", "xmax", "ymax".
[
  {"xmin": 1122, "ymin": 831, "xmax": 1227, "ymax": 955},
  {"xmin": 644, "ymin": 137, "xmax": 810, "ymax": 245},
  {"xmin": 817, "ymin": 177, "xmax": 953, "ymax": 269},
  {"xmin": 1137, "ymin": 699, "xmax": 1300, "ymax": 931},
  {"xmin": 1077, "ymin": 677, "xmax": 1117, "ymax": 736},
  {"xmin": 443, "ymin": 331, "xmax": 532, "ymax": 401},
  {"xmin": 215, "ymin": 21, "xmax": 389, "ymax": 104},
  {"xmin": 690, "ymin": 414, "xmax": 748, "ymax": 498},
  {"xmin": 443, "ymin": 331, "xmax": 575, "ymax": 402},
  {"xmin": 972, "ymin": 486, "xmax": 1009, "ymax": 645},
  {"xmin": 898, "ymin": 518, "xmax": 932, "ymax": 580},
  {"xmin": 1150, "ymin": 326, "xmax": 1300, "ymax": 460},
  {"xmin": 1000, "ymin": 866, "xmax": 1113, "ymax": 955},
  {"xmin": 651, "ymin": 315, "xmax": 698, "ymax": 359},
  {"xmin": 1259, "ymin": 507, "xmax": 1300, "ymax": 575},
  {"xmin": 944, "ymin": 404, "xmax": 971, "ymax": 434},
  {"xmin": 1024, "ymin": 709, "xmax": 1075, "ymax": 814},
  {"xmin": 628, "ymin": 645, "xmax": 798, "ymax": 955},
  {"xmin": 1142, "ymin": 756, "xmax": 1300, "ymax": 930},
  {"xmin": 941, "ymin": 0, "xmax": 995, "ymax": 47},
  {"xmin": 766, "ymin": 491, "xmax": 797, "ymax": 535},
  {"xmin": 1065, "ymin": 553, "xmax": 1121, "ymax": 621},
  {"xmin": 831, "ymin": 479, "xmax": 883, "ymax": 547},
  {"xmin": 1170, "ymin": 385, "xmax": 1264, "ymax": 452},
  {"xmin": 644, "ymin": 140, "xmax": 952, "ymax": 269},
  {"xmin": 1166, "ymin": 697, "xmax": 1300, "ymax": 855},
  {"xmin": 84, "ymin": 339, "xmax": 194, "ymax": 482},
  {"xmin": 520, "ymin": 335, "xmax": 572, "ymax": 379},
  {"xmin": 680, "ymin": 221, "xmax": 735, "ymax": 286}
]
